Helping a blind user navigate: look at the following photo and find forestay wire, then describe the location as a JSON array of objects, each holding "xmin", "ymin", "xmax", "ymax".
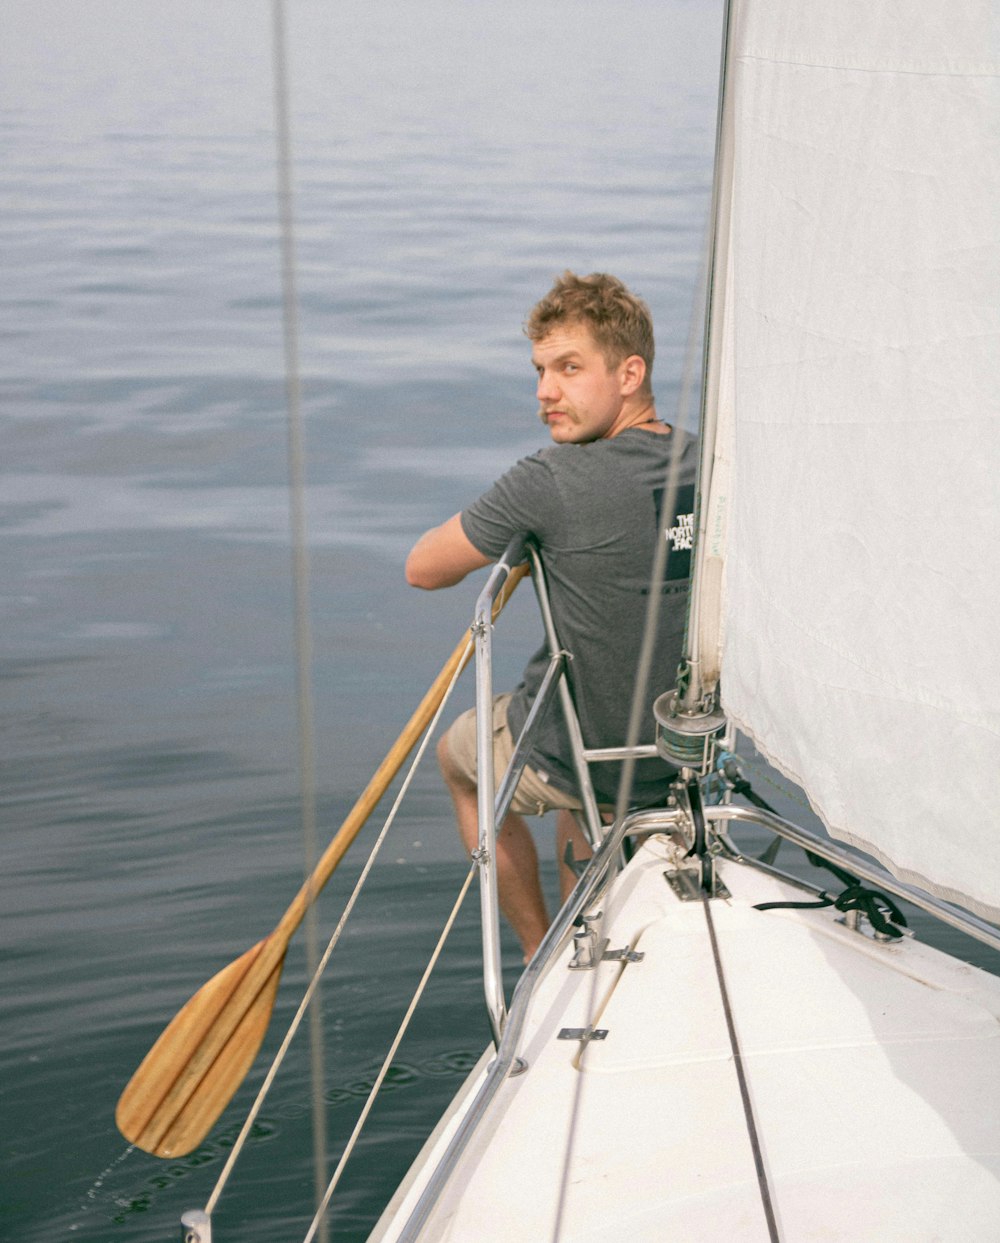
[
  {"xmin": 268, "ymin": 0, "xmax": 330, "ymax": 1232},
  {"xmin": 202, "ymin": 0, "xmax": 478, "ymax": 1227}
]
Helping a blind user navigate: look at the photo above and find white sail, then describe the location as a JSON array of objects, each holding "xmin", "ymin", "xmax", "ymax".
[{"xmin": 712, "ymin": 0, "xmax": 1000, "ymax": 920}]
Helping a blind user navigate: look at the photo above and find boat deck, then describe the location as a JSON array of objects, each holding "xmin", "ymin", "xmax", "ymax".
[{"xmin": 372, "ymin": 834, "xmax": 1000, "ymax": 1241}]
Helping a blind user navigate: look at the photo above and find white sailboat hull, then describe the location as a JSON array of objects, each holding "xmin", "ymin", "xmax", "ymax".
[{"xmin": 372, "ymin": 834, "xmax": 1000, "ymax": 1241}]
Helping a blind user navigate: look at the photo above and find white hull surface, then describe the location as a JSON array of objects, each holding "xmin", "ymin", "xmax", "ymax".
[{"xmin": 372, "ymin": 834, "xmax": 1000, "ymax": 1241}]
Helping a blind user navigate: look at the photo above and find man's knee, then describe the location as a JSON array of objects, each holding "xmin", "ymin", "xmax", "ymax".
[
  {"xmin": 437, "ymin": 728, "xmax": 475, "ymax": 792},
  {"xmin": 436, "ymin": 730, "xmax": 456, "ymax": 777}
]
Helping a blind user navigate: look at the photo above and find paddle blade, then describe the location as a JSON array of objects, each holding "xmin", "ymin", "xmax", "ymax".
[{"xmin": 116, "ymin": 939, "xmax": 285, "ymax": 1157}]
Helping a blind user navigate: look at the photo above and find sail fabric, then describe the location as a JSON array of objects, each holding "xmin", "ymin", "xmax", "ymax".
[{"xmin": 715, "ymin": 0, "xmax": 1000, "ymax": 920}]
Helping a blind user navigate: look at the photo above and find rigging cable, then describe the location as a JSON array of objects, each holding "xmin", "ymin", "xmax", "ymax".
[
  {"xmin": 207, "ymin": 24, "xmax": 489, "ymax": 1230},
  {"xmin": 268, "ymin": 0, "xmax": 330, "ymax": 1235},
  {"xmin": 550, "ymin": 134, "xmax": 718, "ymax": 1243},
  {"xmin": 552, "ymin": 0, "xmax": 756, "ymax": 1231}
]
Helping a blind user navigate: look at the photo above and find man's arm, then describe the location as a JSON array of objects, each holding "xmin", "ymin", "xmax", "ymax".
[{"xmin": 405, "ymin": 513, "xmax": 493, "ymax": 590}]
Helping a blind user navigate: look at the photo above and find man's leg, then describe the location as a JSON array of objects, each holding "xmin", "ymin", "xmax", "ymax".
[{"xmin": 437, "ymin": 734, "xmax": 551, "ymax": 960}]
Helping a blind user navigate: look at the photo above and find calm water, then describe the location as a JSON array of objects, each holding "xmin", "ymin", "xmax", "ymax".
[{"xmin": 2, "ymin": 3, "xmax": 996, "ymax": 1240}]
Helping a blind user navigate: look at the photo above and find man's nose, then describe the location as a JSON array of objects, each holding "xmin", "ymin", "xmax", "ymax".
[{"xmin": 537, "ymin": 370, "xmax": 559, "ymax": 402}]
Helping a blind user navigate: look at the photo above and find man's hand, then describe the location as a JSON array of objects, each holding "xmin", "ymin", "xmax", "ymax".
[{"xmin": 405, "ymin": 513, "xmax": 492, "ymax": 590}]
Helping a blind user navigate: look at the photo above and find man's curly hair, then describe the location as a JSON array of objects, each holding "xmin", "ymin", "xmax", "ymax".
[{"xmin": 525, "ymin": 271, "xmax": 654, "ymax": 395}]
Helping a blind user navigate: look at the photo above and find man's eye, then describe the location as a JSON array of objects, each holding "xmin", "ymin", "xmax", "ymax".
[{"xmin": 564, "ymin": 364, "xmax": 578, "ymax": 374}]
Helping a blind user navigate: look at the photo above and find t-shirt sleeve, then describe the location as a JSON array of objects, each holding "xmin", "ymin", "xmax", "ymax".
[{"xmin": 460, "ymin": 452, "xmax": 564, "ymax": 560}]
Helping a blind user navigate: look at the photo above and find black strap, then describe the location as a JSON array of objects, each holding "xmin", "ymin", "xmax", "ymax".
[
  {"xmin": 724, "ymin": 761, "xmax": 908, "ymax": 939},
  {"xmin": 721, "ymin": 760, "xmax": 783, "ymax": 863}
]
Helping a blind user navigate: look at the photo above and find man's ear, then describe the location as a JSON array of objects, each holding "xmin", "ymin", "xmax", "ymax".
[{"xmin": 620, "ymin": 354, "xmax": 646, "ymax": 396}]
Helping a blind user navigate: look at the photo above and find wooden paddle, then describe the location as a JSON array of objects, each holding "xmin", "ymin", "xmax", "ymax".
[{"xmin": 116, "ymin": 565, "xmax": 526, "ymax": 1158}]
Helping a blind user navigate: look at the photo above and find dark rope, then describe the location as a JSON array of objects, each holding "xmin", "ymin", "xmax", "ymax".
[
  {"xmin": 753, "ymin": 884, "xmax": 907, "ymax": 939},
  {"xmin": 722, "ymin": 760, "xmax": 908, "ymax": 939}
]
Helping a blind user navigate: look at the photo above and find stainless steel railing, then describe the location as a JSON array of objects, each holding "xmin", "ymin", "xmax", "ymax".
[{"xmin": 471, "ymin": 539, "xmax": 659, "ymax": 1044}]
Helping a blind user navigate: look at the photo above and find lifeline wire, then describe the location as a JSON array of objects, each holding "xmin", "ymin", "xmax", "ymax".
[
  {"xmin": 203, "ymin": 636, "xmax": 474, "ymax": 1218},
  {"xmin": 303, "ymin": 863, "xmax": 478, "ymax": 1243}
]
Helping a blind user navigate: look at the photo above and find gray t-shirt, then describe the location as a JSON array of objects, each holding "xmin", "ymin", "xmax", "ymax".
[{"xmin": 461, "ymin": 426, "xmax": 697, "ymax": 805}]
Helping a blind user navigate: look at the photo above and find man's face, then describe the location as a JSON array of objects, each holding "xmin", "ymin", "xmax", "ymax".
[{"xmin": 532, "ymin": 322, "xmax": 629, "ymax": 444}]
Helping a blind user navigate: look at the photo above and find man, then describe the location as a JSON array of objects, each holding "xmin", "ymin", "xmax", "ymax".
[{"xmin": 407, "ymin": 272, "xmax": 696, "ymax": 959}]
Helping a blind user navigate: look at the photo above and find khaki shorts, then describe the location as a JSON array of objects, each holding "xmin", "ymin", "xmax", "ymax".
[{"xmin": 442, "ymin": 692, "xmax": 583, "ymax": 818}]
